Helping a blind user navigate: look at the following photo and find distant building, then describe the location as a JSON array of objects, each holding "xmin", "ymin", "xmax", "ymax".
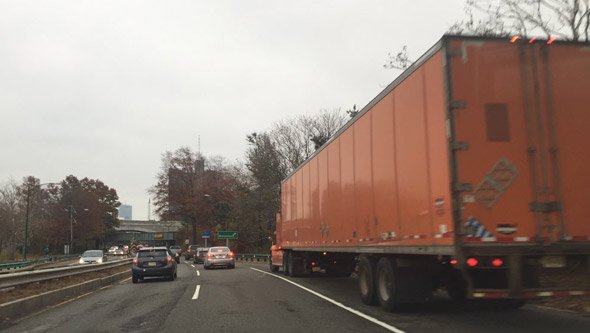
[{"xmin": 118, "ymin": 204, "xmax": 132, "ymax": 220}]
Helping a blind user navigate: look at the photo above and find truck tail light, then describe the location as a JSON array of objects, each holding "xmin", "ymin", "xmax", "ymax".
[
  {"xmin": 491, "ymin": 258, "xmax": 504, "ymax": 267},
  {"xmin": 311, "ymin": 261, "xmax": 316, "ymax": 267},
  {"xmin": 466, "ymin": 258, "xmax": 479, "ymax": 267}
]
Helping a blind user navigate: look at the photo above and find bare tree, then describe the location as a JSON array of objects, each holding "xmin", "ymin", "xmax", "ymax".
[
  {"xmin": 385, "ymin": 0, "xmax": 590, "ymax": 70},
  {"xmin": 0, "ymin": 179, "xmax": 22, "ymax": 259},
  {"xmin": 383, "ymin": 46, "xmax": 414, "ymax": 70},
  {"xmin": 270, "ymin": 108, "xmax": 348, "ymax": 172},
  {"xmin": 451, "ymin": 0, "xmax": 590, "ymax": 41}
]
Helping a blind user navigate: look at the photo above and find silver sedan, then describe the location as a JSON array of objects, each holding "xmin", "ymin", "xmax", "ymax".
[{"xmin": 203, "ymin": 246, "xmax": 235, "ymax": 269}]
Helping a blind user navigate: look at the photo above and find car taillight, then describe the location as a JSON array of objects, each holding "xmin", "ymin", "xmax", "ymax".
[
  {"xmin": 450, "ymin": 259, "xmax": 458, "ymax": 265},
  {"xmin": 228, "ymin": 251, "xmax": 234, "ymax": 258},
  {"xmin": 167, "ymin": 256, "xmax": 173, "ymax": 263},
  {"xmin": 466, "ymin": 258, "xmax": 479, "ymax": 267},
  {"xmin": 133, "ymin": 258, "xmax": 138, "ymax": 265},
  {"xmin": 207, "ymin": 253, "xmax": 214, "ymax": 258}
]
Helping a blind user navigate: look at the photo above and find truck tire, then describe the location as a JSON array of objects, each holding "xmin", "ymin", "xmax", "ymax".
[
  {"xmin": 376, "ymin": 257, "xmax": 400, "ymax": 311},
  {"xmin": 447, "ymin": 269, "xmax": 467, "ymax": 302},
  {"xmin": 270, "ymin": 261, "xmax": 280, "ymax": 272},
  {"xmin": 287, "ymin": 252, "xmax": 295, "ymax": 277},
  {"xmin": 283, "ymin": 252, "xmax": 290, "ymax": 276},
  {"xmin": 358, "ymin": 256, "xmax": 378, "ymax": 305}
]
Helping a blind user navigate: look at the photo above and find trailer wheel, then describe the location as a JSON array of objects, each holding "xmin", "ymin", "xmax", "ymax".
[
  {"xmin": 287, "ymin": 252, "xmax": 295, "ymax": 277},
  {"xmin": 376, "ymin": 257, "xmax": 400, "ymax": 311},
  {"xmin": 283, "ymin": 252, "xmax": 290, "ymax": 276},
  {"xmin": 358, "ymin": 256, "xmax": 378, "ymax": 305},
  {"xmin": 447, "ymin": 269, "xmax": 467, "ymax": 302},
  {"xmin": 270, "ymin": 261, "xmax": 280, "ymax": 272}
]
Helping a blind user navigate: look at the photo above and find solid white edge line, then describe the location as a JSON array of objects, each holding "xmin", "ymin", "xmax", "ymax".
[
  {"xmin": 196, "ymin": 270, "xmax": 200, "ymax": 276},
  {"xmin": 249, "ymin": 267, "xmax": 405, "ymax": 333},
  {"xmin": 192, "ymin": 285, "xmax": 201, "ymax": 300}
]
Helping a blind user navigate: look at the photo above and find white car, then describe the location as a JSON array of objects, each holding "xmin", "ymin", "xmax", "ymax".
[{"xmin": 79, "ymin": 250, "xmax": 107, "ymax": 264}]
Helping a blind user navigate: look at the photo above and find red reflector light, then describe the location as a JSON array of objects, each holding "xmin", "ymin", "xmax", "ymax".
[
  {"xmin": 528, "ymin": 37, "xmax": 536, "ymax": 44},
  {"xmin": 450, "ymin": 259, "xmax": 458, "ymax": 265},
  {"xmin": 547, "ymin": 37, "xmax": 556, "ymax": 45},
  {"xmin": 466, "ymin": 258, "xmax": 479, "ymax": 267},
  {"xmin": 311, "ymin": 261, "xmax": 316, "ymax": 267},
  {"xmin": 491, "ymin": 258, "xmax": 504, "ymax": 267}
]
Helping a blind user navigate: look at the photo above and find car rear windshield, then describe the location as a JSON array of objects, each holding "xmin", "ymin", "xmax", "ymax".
[
  {"xmin": 138, "ymin": 250, "xmax": 168, "ymax": 258},
  {"xmin": 209, "ymin": 247, "xmax": 230, "ymax": 253},
  {"xmin": 83, "ymin": 250, "xmax": 103, "ymax": 257}
]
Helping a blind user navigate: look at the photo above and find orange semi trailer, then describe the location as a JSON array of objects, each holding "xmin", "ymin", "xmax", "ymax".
[{"xmin": 270, "ymin": 35, "xmax": 590, "ymax": 311}]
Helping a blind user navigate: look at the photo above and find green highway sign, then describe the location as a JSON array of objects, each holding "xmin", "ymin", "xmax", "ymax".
[{"xmin": 217, "ymin": 231, "xmax": 238, "ymax": 240}]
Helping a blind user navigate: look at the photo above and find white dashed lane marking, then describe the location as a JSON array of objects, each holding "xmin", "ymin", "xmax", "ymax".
[
  {"xmin": 196, "ymin": 270, "xmax": 200, "ymax": 276},
  {"xmin": 192, "ymin": 285, "xmax": 201, "ymax": 300}
]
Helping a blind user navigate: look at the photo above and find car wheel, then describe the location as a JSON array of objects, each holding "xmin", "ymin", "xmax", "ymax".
[
  {"xmin": 204, "ymin": 265, "xmax": 210, "ymax": 270},
  {"xmin": 132, "ymin": 276, "xmax": 138, "ymax": 284}
]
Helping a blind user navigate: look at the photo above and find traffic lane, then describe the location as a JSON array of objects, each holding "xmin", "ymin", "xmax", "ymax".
[
  {"xmin": 254, "ymin": 265, "xmax": 590, "ymax": 333},
  {"xmin": 164, "ymin": 262, "xmax": 392, "ymax": 333},
  {"xmin": 1, "ymin": 259, "xmax": 195, "ymax": 333}
]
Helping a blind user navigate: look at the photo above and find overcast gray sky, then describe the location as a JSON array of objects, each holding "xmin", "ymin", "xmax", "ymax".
[{"xmin": 0, "ymin": 1, "xmax": 465, "ymax": 220}]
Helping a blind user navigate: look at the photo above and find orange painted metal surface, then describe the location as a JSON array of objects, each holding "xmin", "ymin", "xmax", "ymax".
[
  {"xmin": 451, "ymin": 39, "xmax": 590, "ymax": 242},
  {"xmin": 279, "ymin": 36, "xmax": 590, "ymax": 251},
  {"xmin": 280, "ymin": 50, "xmax": 451, "ymax": 249}
]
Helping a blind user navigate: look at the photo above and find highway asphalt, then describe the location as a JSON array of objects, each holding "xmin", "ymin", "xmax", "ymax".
[{"xmin": 2, "ymin": 258, "xmax": 590, "ymax": 332}]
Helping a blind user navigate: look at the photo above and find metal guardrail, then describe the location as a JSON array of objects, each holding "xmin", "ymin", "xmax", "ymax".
[
  {"xmin": 0, "ymin": 258, "xmax": 132, "ymax": 290},
  {"xmin": 0, "ymin": 254, "xmax": 79, "ymax": 272},
  {"xmin": 237, "ymin": 254, "xmax": 271, "ymax": 262}
]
